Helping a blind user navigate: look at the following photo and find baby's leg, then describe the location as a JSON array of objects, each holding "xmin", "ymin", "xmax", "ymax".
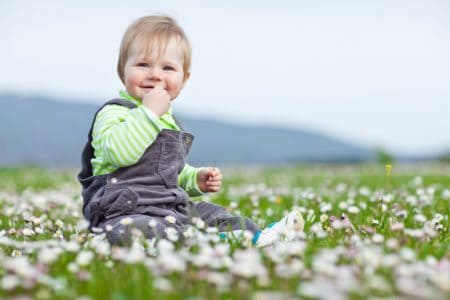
[
  {"xmin": 98, "ymin": 214, "xmax": 174, "ymax": 246},
  {"xmin": 191, "ymin": 201, "xmax": 260, "ymax": 234}
]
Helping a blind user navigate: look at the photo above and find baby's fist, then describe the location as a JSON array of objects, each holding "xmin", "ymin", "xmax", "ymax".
[
  {"xmin": 142, "ymin": 86, "xmax": 171, "ymax": 117},
  {"xmin": 197, "ymin": 167, "xmax": 222, "ymax": 193}
]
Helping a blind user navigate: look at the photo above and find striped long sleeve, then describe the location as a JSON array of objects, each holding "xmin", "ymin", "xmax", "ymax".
[
  {"xmin": 179, "ymin": 163, "xmax": 204, "ymax": 197},
  {"xmin": 92, "ymin": 104, "xmax": 162, "ymax": 170},
  {"xmin": 91, "ymin": 95, "xmax": 203, "ymax": 196}
]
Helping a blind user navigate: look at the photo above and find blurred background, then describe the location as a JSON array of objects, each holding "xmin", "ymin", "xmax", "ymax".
[{"xmin": 1, "ymin": 0, "xmax": 449, "ymax": 167}]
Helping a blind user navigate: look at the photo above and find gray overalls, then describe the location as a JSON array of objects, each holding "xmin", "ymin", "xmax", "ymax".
[{"xmin": 78, "ymin": 99, "xmax": 259, "ymax": 245}]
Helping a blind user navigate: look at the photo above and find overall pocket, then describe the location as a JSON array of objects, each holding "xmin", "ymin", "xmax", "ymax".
[
  {"xmin": 102, "ymin": 188, "xmax": 138, "ymax": 220},
  {"xmin": 157, "ymin": 141, "xmax": 183, "ymax": 187}
]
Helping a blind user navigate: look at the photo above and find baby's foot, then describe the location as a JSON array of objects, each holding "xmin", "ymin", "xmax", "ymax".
[{"xmin": 255, "ymin": 209, "xmax": 304, "ymax": 248}]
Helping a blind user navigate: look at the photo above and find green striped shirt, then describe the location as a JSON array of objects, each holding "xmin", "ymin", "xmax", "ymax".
[{"xmin": 91, "ymin": 90, "xmax": 203, "ymax": 197}]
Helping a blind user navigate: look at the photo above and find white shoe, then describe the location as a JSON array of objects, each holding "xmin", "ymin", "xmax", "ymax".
[{"xmin": 255, "ymin": 209, "xmax": 304, "ymax": 248}]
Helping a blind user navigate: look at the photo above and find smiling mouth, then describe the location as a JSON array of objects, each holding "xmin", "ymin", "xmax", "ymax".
[{"xmin": 142, "ymin": 85, "xmax": 168, "ymax": 91}]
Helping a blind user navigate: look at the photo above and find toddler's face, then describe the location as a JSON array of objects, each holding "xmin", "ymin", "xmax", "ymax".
[{"xmin": 124, "ymin": 38, "xmax": 188, "ymax": 101}]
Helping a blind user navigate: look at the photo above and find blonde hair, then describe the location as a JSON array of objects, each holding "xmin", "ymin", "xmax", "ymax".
[{"xmin": 117, "ymin": 15, "xmax": 191, "ymax": 83}]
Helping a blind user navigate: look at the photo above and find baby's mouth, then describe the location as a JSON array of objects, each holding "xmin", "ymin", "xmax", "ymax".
[{"xmin": 141, "ymin": 85, "xmax": 168, "ymax": 92}]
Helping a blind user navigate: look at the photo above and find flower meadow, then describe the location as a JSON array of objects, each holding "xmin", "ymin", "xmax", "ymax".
[{"xmin": 0, "ymin": 165, "xmax": 448, "ymax": 299}]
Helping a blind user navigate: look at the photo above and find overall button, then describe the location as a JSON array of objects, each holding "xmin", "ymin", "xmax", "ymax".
[
  {"xmin": 183, "ymin": 135, "xmax": 192, "ymax": 147},
  {"xmin": 111, "ymin": 177, "xmax": 118, "ymax": 184}
]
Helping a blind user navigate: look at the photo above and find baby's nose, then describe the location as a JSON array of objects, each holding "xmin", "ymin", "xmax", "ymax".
[{"xmin": 148, "ymin": 68, "xmax": 163, "ymax": 80}]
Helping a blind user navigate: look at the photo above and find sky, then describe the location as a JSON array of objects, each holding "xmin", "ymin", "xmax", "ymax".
[{"xmin": 1, "ymin": 0, "xmax": 450, "ymax": 156}]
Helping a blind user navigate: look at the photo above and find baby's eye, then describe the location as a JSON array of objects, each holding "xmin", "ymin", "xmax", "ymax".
[
  {"xmin": 137, "ymin": 63, "xmax": 149, "ymax": 68},
  {"xmin": 163, "ymin": 65, "xmax": 176, "ymax": 71}
]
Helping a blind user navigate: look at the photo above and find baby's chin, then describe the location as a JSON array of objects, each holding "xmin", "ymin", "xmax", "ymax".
[{"xmin": 126, "ymin": 91, "xmax": 143, "ymax": 101}]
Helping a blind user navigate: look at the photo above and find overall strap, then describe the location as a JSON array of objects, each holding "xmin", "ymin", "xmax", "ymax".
[{"xmin": 78, "ymin": 99, "xmax": 138, "ymax": 183}]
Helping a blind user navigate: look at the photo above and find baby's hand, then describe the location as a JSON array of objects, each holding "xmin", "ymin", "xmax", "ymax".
[
  {"xmin": 197, "ymin": 167, "xmax": 223, "ymax": 193},
  {"xmin": 142, "ymin": 86, "xmax": 171, "ymax": 117}
]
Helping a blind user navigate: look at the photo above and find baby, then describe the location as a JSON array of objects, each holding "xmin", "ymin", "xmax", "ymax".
[{"xmin": 78, "ymin": 15, "xmax": 303, "ymax": 247}]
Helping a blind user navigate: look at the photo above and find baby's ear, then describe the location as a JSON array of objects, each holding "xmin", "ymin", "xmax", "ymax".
[{"xmin": 183, "ymin": 71, "xmax": 191, "ymax": 83}]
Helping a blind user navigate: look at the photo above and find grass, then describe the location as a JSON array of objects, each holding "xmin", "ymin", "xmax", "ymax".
[{"xmin": 0, "ymin": 164, "xmax": 448, "ymax": 299}]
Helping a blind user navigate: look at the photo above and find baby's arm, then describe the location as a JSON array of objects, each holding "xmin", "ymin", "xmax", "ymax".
[
  {"xmin": 92, "ymin": 104, "xmax": 162, "ymax": 168},
  {"xmin": 178, "ymin": 164, "xmax": 204, "ymax": 196}
]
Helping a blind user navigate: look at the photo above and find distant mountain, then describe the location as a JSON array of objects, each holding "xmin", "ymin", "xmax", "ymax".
[{"xmin": 1, "ymin": 94, "xmax": 375, "ymax": 167}]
